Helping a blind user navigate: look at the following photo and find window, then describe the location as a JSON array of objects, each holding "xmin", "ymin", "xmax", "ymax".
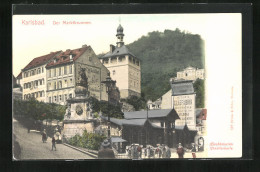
[
  {"xmin": 42, "ymin": 91, "xmax": 45, "ymax": 97},
  {"xmin": 69, "ymin": 94, "xmax": 72, "ymax": 98},
  {"xmin": 49, "ymin": 97, "xmax": 51, "ymax": 103},
  {"xmin": 42, "ymin": 79, "xmax": 44, "ymax": 85},
  {"xmin": 39, "ymin": 80, "xmax": 42, "ymax": 85},
  {"xmin": 54, "ymin": 96, "xmax": 57, "ymax": 102},
  {"xmin": 70, "ymin": 79, "xmax": 73, "ymax": 85},
  {"xmin": 59, "ymin": 67, "xmax": 61, "ymax": 76},
  {"xmin": 59, "ymin": 95, "xmax": 62, "ymax": 101},
  {"xmin": 37, "ymin": 68, "xmax": 41, "ymax": 74},
  {"xmin": 65, "ymin": 94, "xmax": 67, "ymax": 100},
  {"xmin": 35, "ymin": 80, "xmax": 38, "ymax": 86},
  {"xmin": 64, "ymin": 66, "xmax": 67, "ymax": 75},
  {"xmin": 24, "ymin": 84, "xmax": 26, "ymax": 89},
  {"xmin": 54, "ymin": 82, "xmax": 56, "ymax": 89},
  {"xmin": 61, "ymin": 95, "xmax": 64, "ymax": 102},
  {"xmin": 53, "ymin": 68, "xmax": 56, "ymax": 77},
  {"xmin": 160, "ymin": 122, "xmax": 164, "ymax": 128},
  {"xmin": 58, "ymin": 81, "xmax": 62, "ymax": 89},
  {"xmin": 39, "ymin": 91, "xmax": 42, "ymax": 97},
  {"xmin": 49, "ymin": 70, "xmax": 51, "ymax": 77},
  {"xmin": 113, "ymin": 70, "xmax": 116, "ymax": 75},
  {"xmin": 42, "ymin": 67, "xmax": 44, "ymax": 73},
  {"xmin": 89, "ymin": 56, "xmax": 92, "ymax": 61},
  {"xmin": 24, "ymin": 95, "xmax": 26, "ymax": 100},
  {"xmin": 47, "ymin": 83, "xmax": 50, "ymax": 90},
  {"xmin": 69, "ymin": 65, "xmax": 72, "ymax": 74}
]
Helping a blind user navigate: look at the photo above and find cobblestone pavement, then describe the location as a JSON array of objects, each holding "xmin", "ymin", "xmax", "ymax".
[{"xmin": 13, "ymin": 118, "xmax": 95, "ymax": 160}]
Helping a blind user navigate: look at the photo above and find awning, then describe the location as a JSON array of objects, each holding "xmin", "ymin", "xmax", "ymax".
[{"xmin": 111, "ymin": 137, "xmax": 127, "ymax": 143}]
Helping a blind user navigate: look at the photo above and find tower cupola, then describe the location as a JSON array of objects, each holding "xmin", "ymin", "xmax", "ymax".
[{"xmin": 116, "ymin": 24, "xmax": 124, "ymax": 47}]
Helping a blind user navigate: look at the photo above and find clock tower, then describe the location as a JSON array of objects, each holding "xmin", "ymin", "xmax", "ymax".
[{"xmin": 62, "ymin": 67, "xmax": 96, "ymax": 139}]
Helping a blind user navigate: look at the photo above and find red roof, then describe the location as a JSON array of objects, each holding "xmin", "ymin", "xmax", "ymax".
[
  {"xmin": 46, "ymin": 46, "xmax": 90, "ymax": 68},
  {"xmin": 23, "ymin": 51, "xmax": 61, "ymax": 71},
  {"xmin": 198, "ymin": 109, "xmax": 207, "ymax": 120},
  {"xmin": 17, "ymin": 72, "xmax": 22, "ymax": 79}
]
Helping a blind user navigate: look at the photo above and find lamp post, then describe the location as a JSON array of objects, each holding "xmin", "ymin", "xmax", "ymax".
[
  {"xmin": 101, "ymin": 72, "xmax": 116, "ymax": 139},
  {"xmin": 146, "ymin": 105, "xmax": 149, "ymax": 146}
]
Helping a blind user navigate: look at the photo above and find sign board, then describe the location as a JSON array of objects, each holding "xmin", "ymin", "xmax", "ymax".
[{"xmin": 174, "ymin": 94, "xmax": 196, "ymax": 130}]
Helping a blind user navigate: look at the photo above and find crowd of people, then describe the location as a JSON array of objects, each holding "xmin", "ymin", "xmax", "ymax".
[
  {"xmin": 125, "ymin": 144, "xmax": 172, "ymax": 159},
  {"xmin": 124, "ymin": 142, "xmax": 197, "ymax": 159}
]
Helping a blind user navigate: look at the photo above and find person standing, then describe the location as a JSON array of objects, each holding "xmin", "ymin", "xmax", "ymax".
[
  {"xmin": 162, "ymin": 145, "xmax": 167, "ymax": 158},
  {"xmin": 191, "ymin": 143, "xmax": 196, "ymax": 158},
  {"xmin": 166, "ymin": 146, "xmax": 171, "ymax": 158},
  {"xmin": 98, "ymin": 139, "xmax": 115, "ymax": 159},
  {"xmin": 51, "ymin": 137, "xmax": 56, "ymax": 151},
  {"xmin": 177, "ymin": 143, "xmax": 184, "ymax": 158}
]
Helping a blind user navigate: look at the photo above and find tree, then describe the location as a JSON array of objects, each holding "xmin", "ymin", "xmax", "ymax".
[
  {"xmin": 193, "ymin": 79, "xmax": 205, "ymax": 108},
  {"xmin": 13, "ymin": 98, "xmax": 66, "ymax": 121},
  {"xmin": 87, "ymin": 97, "xmax": 124, "ymax": 119},
  {"xmin": 125, "ymin": 95, "xmax": 147, "ymax": 111}
]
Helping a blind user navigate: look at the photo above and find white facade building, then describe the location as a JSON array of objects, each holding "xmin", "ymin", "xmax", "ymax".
[
  {"xmin": 46, "ymin": 45, "xmax": 109, "ymax": 105},
  {"xmin": 175, "ymin": 66, "xmax": 204, "ymax": 81},
  {"xmin": 21, "ymin": 51, "xmax": 61, "ymax": 102}
]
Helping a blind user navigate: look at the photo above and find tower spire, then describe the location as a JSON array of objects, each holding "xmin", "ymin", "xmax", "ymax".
[{"xmin": 116, "ymin": 22, "xmax": 124, "ymax": 47}]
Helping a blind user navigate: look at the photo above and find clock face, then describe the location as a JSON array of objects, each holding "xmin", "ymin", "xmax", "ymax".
[{"xmin": 76, "ymin": 105, "xmax": 83, "ymax": 115}]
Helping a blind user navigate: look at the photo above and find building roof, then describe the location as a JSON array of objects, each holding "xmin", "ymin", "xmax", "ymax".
[
  {"xmin": 101, "ymin": 116, "xmax": 147, "ymax": 126},
  {"xmin": 111, "ymin": 137, "xmax": 127, "ymax": 143},
  {"xmin": 196, "ymin": 108, "xmax": 207, "ymax": 120},
  {"xmin": 99, "ymin": 45, "xmax": 137, "ymax": 59},
  {"xmin": 46, "ymin": 46, "xmax": 91, "ymax": 68},
  {"xmin": 124, "ymin": 109, "xmax": 178, "ymax": 119},
  {"xmin": 23, "ymin": 51, "xmax": 61, "ymax": 71},
  {"xmin": 170, "ymin": 80, "xmax": 195, "ymax": 96},
  {"xmin": 175, "ymin": 124, "xmax": 197, "ymax": 131},
  {"xmin": 16, "ymin": 72, "xmax": 22, "ymax": 79}
]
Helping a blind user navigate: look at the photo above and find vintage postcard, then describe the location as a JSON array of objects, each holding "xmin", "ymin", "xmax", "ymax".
[{"xmin": 12, "ymin": 10, "xmax": 243, "ymax": 160}]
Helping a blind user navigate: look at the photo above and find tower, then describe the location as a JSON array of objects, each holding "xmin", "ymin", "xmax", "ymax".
[
  {"xmin": 116, "ymin": 24, "xmax": 124, "ymax": 47},
  {"xmin": 99, "ymin": 24, "xmax": 141, "ymax": 99}
]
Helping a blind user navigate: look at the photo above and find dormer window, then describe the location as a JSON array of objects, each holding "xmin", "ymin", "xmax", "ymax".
[
  {"xmin": 69, "ymin": 54, "xmax": 73, "ymax": 60},
  {"xmin": 62, "ymin": 56, "xmax": 67, "ymax": 60}
]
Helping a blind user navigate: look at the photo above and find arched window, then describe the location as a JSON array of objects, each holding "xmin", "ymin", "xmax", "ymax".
[{"xmin": 54, "ymin": 82, "xmax": 56, "ymax": 89}]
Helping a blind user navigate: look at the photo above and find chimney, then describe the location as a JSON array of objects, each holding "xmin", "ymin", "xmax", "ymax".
[
  {"xmin": 82, "ymin": 44, "xmax": 88, "ymax": 48},
  {"xmin": 110, "ymin": 44, "xmax": 115, "ymax": 53}
]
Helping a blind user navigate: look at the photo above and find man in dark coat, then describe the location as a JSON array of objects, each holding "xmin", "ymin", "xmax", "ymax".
[
  {"xmin": 177, "ymin": 143, "xmax": 184, "ymax": 158},
  {"xmin": 51, "ymin": 137, "xmax": 56, "ymax": 151},
  {"xmin": 98, "ymin": 139, "xmax": 115, "ymax": 159}
]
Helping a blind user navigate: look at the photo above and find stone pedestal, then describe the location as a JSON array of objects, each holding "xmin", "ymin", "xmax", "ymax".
[{"xmin": 62, "ymin": 67, "xmax": 96, "ymax": 139}]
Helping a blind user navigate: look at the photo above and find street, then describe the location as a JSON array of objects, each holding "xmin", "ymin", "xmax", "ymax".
[{"xmin": 13, "ymin": 118, "xmax": 95, "ymax": 160}]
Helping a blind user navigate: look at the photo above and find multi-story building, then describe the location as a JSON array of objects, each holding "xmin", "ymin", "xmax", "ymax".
[
  {"xmin": 45, "ymin": 45, "xmax": 109, "ymax": 105},
  {"xmin": 99, "ymin": 24, "xmax": 141, "ymax": 99},
  {"xmin": 175, "ymin": 66, "xmax": 204, "ymax": 81},
  {"xmin": 21, "ymin": 51, "xmax": 61, "ymax": 102}
]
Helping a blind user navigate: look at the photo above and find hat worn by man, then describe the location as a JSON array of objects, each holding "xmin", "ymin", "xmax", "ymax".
[{"xmin": 102, "ymin": 139, "xmax": 111, "ymax": 148}]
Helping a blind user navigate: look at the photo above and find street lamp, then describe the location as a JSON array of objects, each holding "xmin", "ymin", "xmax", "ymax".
[
  {"xmin": 146, "ymin": 105, "xmax": 149, "ymax": 146},
  {"xmin": 101, "ymin": 72, "xmax": 116, "ymax": 139}
]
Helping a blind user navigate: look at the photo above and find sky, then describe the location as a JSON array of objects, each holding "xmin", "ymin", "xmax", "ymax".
[{"xmin": 12, "ymin": 13, "xmax": 233, "ymax": 77}]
